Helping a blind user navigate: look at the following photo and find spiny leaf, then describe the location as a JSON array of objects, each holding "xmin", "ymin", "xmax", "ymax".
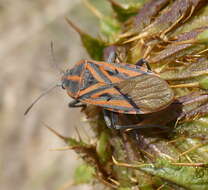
[
  {"xmin": 134, "ymin": 0, "xmax": 170, "ymax": 32},
  {"xmin": 66, "ymin": 18, "xmax": 106, "ymax": 60},
  {"xmin": 117, "ymin": 0, "xmax": 170, "ymax": 41},
  {"xmin": 108, "ymin": 0, "xmax": 142, "ymax": 22},
  {"xmin": 149, "ymin": 27, "xmax": 207, "ymax": 64},
  {"xmin": 83, "ymin": 0, "xmax": 121, "ymax": 43},
  {"xmin": 66, "ymin": 137, "xmax": 87, "ymax": 147},
  {"xmin": 74, "ymin": 164, "xmax": 95, "ymax": 184},
  {"xmin": 160, "ymin": 60, "xmax": 208, "ymax": 80},
  {"xmin": 124, "ymin": 0, "xmax": 204, "ymax": 43},
  {"xmin": 139, "ymin": 159, "xmax": 208, "ymax": 190},
  {"xmin": 100, "ymin": 16, "xmax": 121, "ymax": 43},
  {"xmin": 173, "ymin": 28, "xmax": 208, "ymax": 45},
  {"xmin": 45, "ymin": 125, "xmax": 87, "ymax": 147},
  {"xmin": 63, "ymin": 0, "xmax": 208, "ymax": 189},
  {"xmin": 176, "ymin": 116, "xmax": 208, "ymax": 136},
  {"xmin": 111, "ymin": 137, "xmax": 135, "ymax": 186},
  {"xmin": 173, "ymin": 6, "xmax": 208, "ymax": 35},
  {"xmin": 81, "ymin": 33, "xmax": 106, "ymax": 60}
]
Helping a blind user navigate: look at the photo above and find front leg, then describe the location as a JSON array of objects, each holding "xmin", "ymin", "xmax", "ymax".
[
  {"xmin": 107, "ymin": 50, "xmax": 117, "ymax": 63},
  {"xmin": 68, "ymin": 99, "xmax": 86, "ymax": 108},
  {"xmin": 135, "ymin": 58, "xmax": 152, "ymax": 71}
]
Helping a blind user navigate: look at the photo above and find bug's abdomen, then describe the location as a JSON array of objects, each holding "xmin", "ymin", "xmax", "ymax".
[{"xmin": 117, "ymin": 74, "xmax": 174, "ymax": 113}]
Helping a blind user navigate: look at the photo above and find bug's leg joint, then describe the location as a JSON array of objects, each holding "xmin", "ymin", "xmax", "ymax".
[
  {"xmin": 68, "ymin": 99, "xmax": 86, "ymax": 108},
  {"xmin": 107, "ymin": 51, "xmax": 117, "ymax": 63},
  {"xmin": 135, "ymin": 59, "xmax": 151, "ymax": 70},
  {"xmin": 103, "ymin": 110, "xmax": 119, "ymax": 129},
  {"xmin": 103, "ymin": 110, "xmax": 113, "ymax": 128}
]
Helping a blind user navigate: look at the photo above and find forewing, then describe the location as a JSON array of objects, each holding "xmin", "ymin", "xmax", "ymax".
[
  {"xmin": 116, "ymin": 74, "xmax": 174, "ymax": 113},
  {"xmin": 76, "ymin": 60, "xmax": 171, "ymax": 114}
]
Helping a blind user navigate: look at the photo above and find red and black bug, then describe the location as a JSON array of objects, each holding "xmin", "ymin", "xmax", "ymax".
[
  {"xmin": 61, "ymin": 56, "xmax": 174, "ymax": 129},
  {"xmin": 25, "ymin": 50, "xmax": 174, "ymax": 130}
]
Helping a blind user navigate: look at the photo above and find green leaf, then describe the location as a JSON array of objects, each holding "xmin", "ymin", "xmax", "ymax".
[
  {"xmin": 100, "ymin": 16, "xmax": 121, "ymax": 43},
  {"xmin": 66, "ymin": 18, "xmax": 106, "ymax": 60},
  {"xmin": 82, "ymin": 0, "xmax": 121, "ymax": 43},
  {"xmin": 96, "ymin": 131, "xmax": 111, "ymax": 163},
  {"xmin": 176, "ymin": 116, "xmax": 208, "ymax": 137},
  {"xmin": 118, "ymin": 187, "xmax": 131, "ymax": 190},
  {"xmin": 197, "ymin": 29, "xmax": 208, "ymax": 44},
  {"xmin": 66, "ymin": 137, "xmax": 87, "ymax": 147},
  {"xmin": 109, "ymin": 0, "xmax": 142, "ymax": 22},
  {"xmin": 199, "ymin": 76, "xmax": 208, "ymax": 89},
  {"xmin": 74, "ymin": 164, "xmax": 95, "ymax": 184},
  {"xmin": 81, "ymin": 33, "xmax": 106, "ymax": 60},
  {"xmin": 140, "ymin": 159, "xmax": 208, "ymax": 190},
  {"xmin": 45, "ymin": 126, "xmax": 87, "ymax": 147}
]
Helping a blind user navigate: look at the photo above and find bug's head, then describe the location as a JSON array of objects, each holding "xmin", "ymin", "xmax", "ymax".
[
  {"xmin": 61, "ymin": 62, "xmax": 84, "ymax": 98},
  {"xmin": 61, "ymin": 69, "xmax": 70, "ymax": 90}
]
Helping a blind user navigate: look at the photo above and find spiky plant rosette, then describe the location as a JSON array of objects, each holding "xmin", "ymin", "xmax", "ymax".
[{"xmin": 53, "ymin": 0, "xmax": 208, "ymax": 189}]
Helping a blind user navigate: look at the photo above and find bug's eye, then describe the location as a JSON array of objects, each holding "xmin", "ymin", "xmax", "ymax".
[{"xmin": 61, "ymin": 83, "xmax": 66, "ymax": 90}]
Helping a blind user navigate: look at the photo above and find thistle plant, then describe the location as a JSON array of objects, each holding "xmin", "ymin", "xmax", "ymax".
[{"xmin": 51, "ymin": 0, "xmax": 208, "ymax": 189}]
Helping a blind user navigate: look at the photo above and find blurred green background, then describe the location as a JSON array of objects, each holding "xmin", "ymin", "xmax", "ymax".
[{"xmin": 0, "ymin": 0, "xmax": 109, "ymax": 189}]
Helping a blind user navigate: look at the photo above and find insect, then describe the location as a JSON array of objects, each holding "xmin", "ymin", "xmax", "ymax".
[
  {"xmin": 61, "ymin": 54, "xmax": 174, "ymax": 130},
  {"xmin": 24, "ymin": 49, "xmax": 174, "ymax": 130}
]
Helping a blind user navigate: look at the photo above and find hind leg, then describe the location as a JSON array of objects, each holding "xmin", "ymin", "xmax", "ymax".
[
  {"xmin": 103, "ymin": 109, "xmax": 120, "ymax": 129},
  {"xmin": 103, "ymin": 109, "xmax": 167, "ymax": 130}
]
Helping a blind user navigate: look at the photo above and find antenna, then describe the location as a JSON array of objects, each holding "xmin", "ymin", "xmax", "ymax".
[
  {"xmin": 50, "ymin": 41, "xmax": 65, "ymax": 74},
  {"xmin": 25, "ymin": 42, "xmax": 66, "ymax": 115},
  {"xmin": 24, "ymin": 84, "xmax": 60, "ymax": 115}
]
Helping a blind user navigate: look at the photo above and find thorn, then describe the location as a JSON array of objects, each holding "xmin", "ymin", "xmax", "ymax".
[
  {"xmin": 156, "ymin": 184, "xmax": 166, "ymax": 190},
  {"xmin": 65, "ymin": 17, "xmax": 84, "ymax": 35},
  {"xmin": 112, "ymin": 156, "xmax": 120, "ymax": 165},
  {"xmin": 198, "ymin": 48, "xmax": 208, "ymax": 55},
  {"xmin": 179, "ymin": 143, "xmax": 205, "ymax": 157},
  {"xmin": 118, "ymin": 31, "xmax": 135, "ymax": 39},
  {"xmin": 82, "ymin": 126, "xmax": 92, "ymax": 143},
  {"xmin": 193, "ymin": 70, "xmax": 208, "ymax": 76},
  {"xmin": 174, "ymin": 117, "xmax": 180, "ymax": 128},
  {"xmin": 160, "ymin": 153, "xmax": 175, "ymax": 161},
  {"xmin": 112, "ymin": 156, "xmax": 151, "ymax": 168},
  {"xmin": 170, "ymin": 82, "xmax": 199, "ymax": 88},
  {"xmin": 122, "ymin": 32, "xmax": 148, "ymax": 44},
  {"xmin": 108, "ymin": 0, "xmax": 123, "ymax": 8},
  {"xmin": 166, "ymin": 137, "xmax": 185, "ymax": 144},
  {"xmin": 74, "ymin": 125, "xmax": 82, "ymax": 142},
  {"xmin": 107, "ymin": 177, "xmax": 120, "ymax": 186},
  {"xmin": 57, "ymin": 180, "xmax": 74, "ymax": 190},
  {"xmin": 83, "ymin": 0, "xmax": 103, "ymax": 19},
  {"xmin": 49, "ymin": 146, "xmax": 72, "ymax": 151},
  {"xmin": 129, "ymin": 176, "xmax": 137, "ymax": 183},
  {"xmin": 171, "ymin": 39, "xmax": 196, "ymax": 45},
  {"xmin": 139, "ymin": 148, "xmax": 154, "ymax": 159},
  {"xmin": 182, "ymin": 5, "xmax": 195, "ymax": 23},
  {"xmin": 171, "ymin": 162, "xmax": 208, "ymax": 167},
  {"xmin": 42, "ymin": 122, "xmax": 68, "ymax": 142},
  {"xmin": 184, "ymin": 155, "xmax": 193, "ymax": 163}
]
